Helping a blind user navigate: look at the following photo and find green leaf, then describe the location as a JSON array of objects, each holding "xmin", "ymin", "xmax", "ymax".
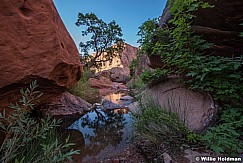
[{"xmin": 0, "ymin": 122, "xmax": 6, "ymax": 130}]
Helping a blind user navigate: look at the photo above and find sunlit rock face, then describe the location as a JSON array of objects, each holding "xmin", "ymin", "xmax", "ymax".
[
  {"xmin": 92, "ymin": 43, "xmax": 138, "ymax": 83},
  {"xmin": 0, "ymin": 0, "xmax": 82, "ymax": 115}
]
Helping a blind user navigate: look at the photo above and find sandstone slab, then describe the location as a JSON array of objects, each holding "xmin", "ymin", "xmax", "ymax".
[
  {"xmin": 89, "ymin": 76, "xmax": 128, "ymax": 96},
  {"xmin": 144, "ymin": 79, "xmax": 218, "ymax": 132}
]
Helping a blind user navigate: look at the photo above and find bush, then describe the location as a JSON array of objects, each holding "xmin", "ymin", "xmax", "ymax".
[
  {"xmin": 129, "ymin": 58, "xmax": 139, "ymax": 77},
  {"xmin": 127, "ymin": 76, "xmax": 146, "ymax": 91},
  {"xmin": 69, "ymin": 70, "xmax": 99, "ymax": 103},
  {"xmin": 201, "ymin": 106, "xmax": 243, "ymax": 156},
  {"xmin": 0, "ymin": 81, "xmax": 79, "ymax": 162},
  {"xmin": 132, "ymin": 95, "xmax": 199, "ymax": 161},
  {"xmin": 140, "ymin": 69, "xmax": 170, "ymax": 85},
  {"xmin": 137, "ymin": 0, "xmax": 243, "ymax": 157}
]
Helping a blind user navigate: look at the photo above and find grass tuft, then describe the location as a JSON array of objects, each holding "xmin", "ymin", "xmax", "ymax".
[{"xmin": 132, "ymin": 94, "xmax": 199, "ymax": 162}]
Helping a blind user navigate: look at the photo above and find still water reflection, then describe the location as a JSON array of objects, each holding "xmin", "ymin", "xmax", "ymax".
[{"xmin": 68, "ymin": 107, "xmax": 132, "ymax": 162}]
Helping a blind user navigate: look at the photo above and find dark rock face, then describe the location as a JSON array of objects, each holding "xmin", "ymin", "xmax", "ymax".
[
  {"xmin": 113, "ymin": 43, "xmax": 138, "ymax": 83},
  {"xmin": 191, "ymin": 0, "xmax": 243, "ymax": 57},
  {"xmin": 43, "ymin": 92, "xmax": 92, "ymax": 116},
  {"xmin": 0, "ymin": 0, "xmax": 82, "ymax": 114},
  {"xmin": 150, "ymin": 0, "xmax": 243, "ymax": 68},
  {"xmin": 158, "ymin": 5, "xmax": 172, "ymax": 28},
  {"xmin": 120, "ymin": 43, "xmax": 139, "ymax": 70},
  {"xmin": 193, "ymin": 0, "xmax": 243, "ymax": 33}
]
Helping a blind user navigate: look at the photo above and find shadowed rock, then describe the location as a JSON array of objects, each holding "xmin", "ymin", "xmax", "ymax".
[
  {"xmin": 101, "ymin": 99, "xmax": 123, "ymax": 110},
  {"xmin": 143, "ymin": 78, "xmax": 218, "ymax": 133},
  {"xmin": 149, "ymin": 0, "xmax": 243, "ymax": 68},
  {"xmin": 43, "ymin": 92, "xmax": 92, "ymax": 116}
]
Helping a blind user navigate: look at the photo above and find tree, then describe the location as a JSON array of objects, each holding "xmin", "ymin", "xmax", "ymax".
[{"xmin": 75, "ymin": 13, "xmax": 124, "ymax": 69}]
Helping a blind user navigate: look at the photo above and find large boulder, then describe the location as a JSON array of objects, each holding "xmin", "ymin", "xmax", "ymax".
[
  {"xmin": 143, "ymin": 78, "xmax": 218, "ymax": 132},
  {"xmin": 101, "ymin": 99, "xmax": 123, "ymax": 110},
  {"xmin": 88, "ymin": 76, "xmax": 113, "ymax": 89},
  {"xmin": 88, "ymin": 76, "xmax": 127, "ymax": 96},
  {"xmin": 0, "ymin": 0, "xmax": 82, "ymax": 114},
  {"xmin": 42, "ymin": 92, "xmax": 92, "ymax": 116},
  {"xmin": 110, "ymin": 67, "xmax": 129, "ymax": 83}
]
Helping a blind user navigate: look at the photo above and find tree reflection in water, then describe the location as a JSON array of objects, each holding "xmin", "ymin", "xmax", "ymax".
[{"xmin": 68, "ymin": 107, "xmax": 131, "ymax": 161}]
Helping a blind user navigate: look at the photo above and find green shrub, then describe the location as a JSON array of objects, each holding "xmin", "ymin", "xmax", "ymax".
[
  {"xmin": 129, "ymin": 58, "xmax": 139, "ymax": 77},
  {"xmin": 186, "ymin": 56, "xmax": 243, "ymax": 103},
  {"xmin": 140, "ymin": 69, "xmax": 170, "ymax": 85},
  {"xmin": 138, "ymin": 0, "xmax": 243, "ymax": 104},
  {"xmin": 132, "ymin": 95, "xmax": 198, "ymax": 161},
  {"xmin": 137, "ymin": 1, "xmax": 243, "ymax": 156},
  {"xmin": 69, "ymin": 70, "xmax": 99, "ymax": 103},
  {"xmin": 127, "ymin": 76, "xmax": 146, "ymax": 91},
  {"xmin": 201, "ymin": 106, "xmax": 243, "ymax": 156},
  {"xmin": 0, "ymin": 81, "xmax": 79, "ymax": 162}
]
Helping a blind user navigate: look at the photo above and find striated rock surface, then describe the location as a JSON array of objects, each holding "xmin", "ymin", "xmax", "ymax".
[
  {"xmin": 144, "ymin": 78, "xmax": 218, "ymax": 132},
  {"xmin": 0, "ymin": 0, "xmax": 82, "ymax": 113},
  {"xmin": 164, "ymin": 0, "xmax": 243, "ymax": 56}
]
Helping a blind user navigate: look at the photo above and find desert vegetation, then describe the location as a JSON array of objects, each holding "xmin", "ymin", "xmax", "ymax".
[
  {"xmin": 132, "ymin": 0, "xmax": 243, "ymax": 159},
  {"xmin": 0, "ymin": 81, "xmax": 79, "ymax": 162}
]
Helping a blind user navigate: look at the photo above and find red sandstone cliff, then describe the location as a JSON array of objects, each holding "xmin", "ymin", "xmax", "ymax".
[{"xmin": 0, "ymin": 0, "xmax": 83, "ymax": 114}]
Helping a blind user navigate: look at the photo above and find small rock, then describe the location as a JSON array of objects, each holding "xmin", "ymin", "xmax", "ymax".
[
  {"xmin": 101, "ymin": 99, "xmax": 122, "ymax": 110},
  {"xmin": 120, "ymin": 95, "xmax": 134, "ymax": 101},
  {"xmin": 183, "ymin": 149, "xmax": 209, "ymax": 163},
  {"xmin": 127, "ymin": 102, "xmax": 140, "ymax": 114},
  {"xmin": 163, "ymin": 152, "xmax": 172, "ymax": 163}
]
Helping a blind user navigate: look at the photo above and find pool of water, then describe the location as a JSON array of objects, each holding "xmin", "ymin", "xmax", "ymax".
[{"xmin": 66, "ymin": 92, "xmax": 134, "ymax": 162}]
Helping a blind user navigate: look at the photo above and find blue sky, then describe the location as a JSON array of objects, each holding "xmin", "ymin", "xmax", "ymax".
[{"xmin": 53, "ymin": 0, "xmax": 166, "ymax": 48}]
